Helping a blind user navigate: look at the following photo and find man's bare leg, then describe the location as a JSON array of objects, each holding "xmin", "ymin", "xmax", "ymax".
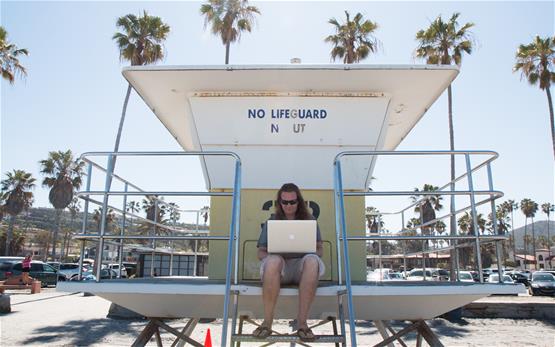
[
  {"xmin": 297, "ymin": 256, "xmax": 319, "ymax": 329},
  {"xmin": 261, "ymin": 255, "xmax": 284, "ymax": 329}
]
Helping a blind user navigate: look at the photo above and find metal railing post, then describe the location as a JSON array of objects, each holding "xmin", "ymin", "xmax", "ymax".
[
  {"xmin": 487, "ymin": 163, "xmax": 504, "ymax": 282},
  {"xmin": 221, "ymin": 159, "xmax": 241, "ymax": 347},
  {"xmin": 78, "ymin": 162, "xmax": 93, "ymax": 280},
  {"xmin": 334, "ymin": 158, "xmax": 357, "ymax": 346},
  {"xmin": 170, "ymin": 212, "xmax": 175, "ymax": 277},
  {"xmin": 118, "ymin": 183, "xmax": 128, "ymax": 278},
  {"xmin": 194, "ymin": 210, "xmax": 199, "ymax": 276},
  {"xmin": 96, "ymin": 155, "xmax": 114, "ymax": 282},
  {"xmin": 150, "ymin": 200, "xmax": 158, "ymax": 277},
  {"xmin": 333, "ymin": 166, "xmax": 344, "ymax": 286},
  {"xmin": 465, "ymin": 154, "xmax": 484, "ymax": 283}
]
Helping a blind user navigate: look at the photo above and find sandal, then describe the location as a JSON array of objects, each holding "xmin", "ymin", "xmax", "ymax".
[
  {"xmin": 297, "ymin": 327, "xmax": 315, "ymax": 342},
  {"xmin": 252, "ymin": 325, "xmax": 272, "ymax": 339}
]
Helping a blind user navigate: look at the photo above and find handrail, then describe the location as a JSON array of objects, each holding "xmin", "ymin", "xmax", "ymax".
[
  {"xmin": 333, "ymin": 150, "xmax": 503, "ymax": 347},
  {"xmin": 77, "ymin": 195, "xmax": 207, "ymax": 234},
  {"xmin": 74, "ymin": 151, "xmax": 241, "ymax": 347}
]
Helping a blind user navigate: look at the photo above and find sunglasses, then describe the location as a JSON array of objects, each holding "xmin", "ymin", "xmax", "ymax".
[{"xmin": 280, "ymin": 199, "xmax": 298, "ymax": 206}]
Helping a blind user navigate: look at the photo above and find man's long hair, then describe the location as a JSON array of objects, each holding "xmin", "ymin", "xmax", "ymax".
[{"xmin": 274, "ymin": 183, "xmax": 311, "ymax": 220}]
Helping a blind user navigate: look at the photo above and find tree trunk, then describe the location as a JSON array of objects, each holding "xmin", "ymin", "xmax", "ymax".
[
  {"xmin": 107, "ymin": 83, "xmax": 133, "ymax": 190},
  {"xmin": 66, "ymin": 215, "xmax": 75, "ymax": 260},
  {"xmin": 61, "ymin": 231, "xmax": 66, "ymax": 260},
  {"xmin": 546, "ymin": 87, "xmax": 555, "ymax": 159},
  {"xmin": 51, "ymin": 208, "xmax": 62, "ymax": 260},
  {"xmin": 511, "ymin": 210, "xmax": 516, "ymax": 263},
  {"xmin": 225, "ymin": 42, "xmax": 230, "ymax": 65},
  {"xmin": 114, "ymin": 83, "xmax": 132, "ymax": 154},
  {"xmin": 66, "ymin": 233, "xmax": 71, "ymax": 259},
  {"xmin": 523, "ymin": 220, "xmax": 528, "ymax": 270},
  {"xmin": 531, "ymin": 217, "xmax": 536, "ymax": 269},
  {"xmin": 447, "ymin": 84, "xmax": 457, "ymax": 281},
  {"xmin": 548, "ymin": 215, "xmax": 552, "ymax": 267},
  {"xmin": 44, "ymin": 233, "xmax": 50, "ymax": 261},
  {"xmin": 5, "ymin": 215, "xmax": 16, "ymax": 256}
]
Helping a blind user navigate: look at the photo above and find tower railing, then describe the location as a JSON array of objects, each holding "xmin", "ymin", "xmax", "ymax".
[
  {"xmin": 72, "ymin": 151, "xmax": 241, "ymax": 347},
  {"xmin": 333, "ymin": 150, "xmax": 506, "ymax": 346}
]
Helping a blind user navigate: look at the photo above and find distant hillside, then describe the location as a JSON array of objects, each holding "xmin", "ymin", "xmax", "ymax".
[
  {"xmin": 1, "ymin": 207, "xmax": 209, "ymax": 233},
  {"xmin": 512, "ymin": 220, "xmax": 555, "ymax": 248}
]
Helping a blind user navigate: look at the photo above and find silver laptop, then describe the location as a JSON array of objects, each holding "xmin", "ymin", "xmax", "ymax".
[{"xmin": 267, "ymin": 220, "xmax": 317, "ymax": 253}]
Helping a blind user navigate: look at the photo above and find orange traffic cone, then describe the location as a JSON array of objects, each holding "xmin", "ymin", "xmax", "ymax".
[{"xmin": 204, "ymin": 328, "xmax": 212, "ymax": 347}]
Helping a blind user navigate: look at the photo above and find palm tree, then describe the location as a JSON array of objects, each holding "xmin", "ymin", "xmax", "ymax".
[
  {"xmin": 365, "ymin": 206, "xmax": 384, "ymax": 233},
  {"xmin": 1, "ymin": 170, "xmax": 35, "ymax": 255},
  {"xmin": 415, "ymin": 13, "xmax": 474, "ymax": 276},
  {"xmin": 541, "ymin": 202, "xmax": 554, "ymax": 265},
  {"xmin": 126, "ymin": 200, "xmax": 141, "ymax": 234},
  {"xmin": 62, "ymin": 197, "xmax": 81, "ymax": 260},
  {"xmin": 39, "ymin": 150, "xmax": 85, "ymax": 260},
  {"xmin": 112, "ymin": 11, "xmax": 170, "ymax": 174},
  {"xmin": 488, "ymin": 205, "xmax": 510, "ymax": 235},
  {"xmin": 0, "ymin": 26, "xmax": 29, "ymax": 84},
  {"xmin": 435, "ymin": 220, "xmax": 447, "ymax": 247},
  {"xmin": 166, "ymin": 202, "xmax": 181, "ymax": 225},
  {"xmin": 487, "ymin": 205, "xmax": 511, "ymax": 262},
  {"xmin": 200, "ymin": 0, "xmax": 260, "ymax": 64},
  {"xmin": 403, "ymin": 221, "xmax": 423, "ymax": 254},
  {"xmin": 93, "ymin": 207, "xmax": 116, "ymax": 233},
  {"xmin": 520, "ymin": 198, "xmax": 539, "ymax": 269},
  {"xmin": 0, "ymin": 192, "xmax": 6, "ymax": 222},
  {"xmin": 501, "ymin": 200, "xmax": 518, "ymax": 262},
  {"xmin": 513, "ymin": 36, "xmax": 555, "ymax": 158},
  {"xmin": 138, "ymin": 196, "xmax": 168, "ymax": 239},
  {"xmin": 458, "ymin": 211, "xmax": 486, "ymax": 235},
  {"xmin": 325, "ymin": 10, "xmax": 379, "ymax": 64},
  {"xmin": 410, "ymin": 184, "xmax": 443, "ymax": 234}
]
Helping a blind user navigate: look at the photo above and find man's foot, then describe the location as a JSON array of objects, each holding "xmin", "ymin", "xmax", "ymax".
[
  {"xmin": 252, "ymin": 325, "xmax": 272, "ymax": 339},
  {"xmin": 297, "ymin": 327, "xmax": 315, "ymax": 342}
]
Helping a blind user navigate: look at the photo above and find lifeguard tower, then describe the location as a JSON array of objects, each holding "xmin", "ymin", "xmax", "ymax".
[{"xmin": 58, "ymin": 65, "xmax": 525, "ymax": 346}]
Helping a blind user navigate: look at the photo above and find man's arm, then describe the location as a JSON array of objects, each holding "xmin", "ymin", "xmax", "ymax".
[
  {"xmin": 316, "ymin": 241, "xmax": 323, "ymax": 258},
  {"xmin": 257, "ymin": 246, "xmax": 268, "ymax": 261}
]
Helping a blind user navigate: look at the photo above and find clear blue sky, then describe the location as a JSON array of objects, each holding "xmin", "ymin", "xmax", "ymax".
[{"xmin": 1, "ymin": 1, "xmax": 554, "ymax": 228}]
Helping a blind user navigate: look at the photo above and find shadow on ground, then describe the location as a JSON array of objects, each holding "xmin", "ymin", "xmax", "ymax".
[
  {"xmin": 23, "ymin": 318, "xmax": 142, "ymax": 346},
  {"xmin": 354, "ymin": 318, "xmax": 471, "ymax": 341}
]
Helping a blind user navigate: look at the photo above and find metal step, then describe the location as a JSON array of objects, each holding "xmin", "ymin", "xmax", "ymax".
[{"xmin": 232, "ymin": 334, "xmax": 345, "ymax": 343}]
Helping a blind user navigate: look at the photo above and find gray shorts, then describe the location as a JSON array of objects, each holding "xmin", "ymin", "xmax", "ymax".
[{"xmin": 260, "ymin": 254, "xmax": 325, "ymax": 284}]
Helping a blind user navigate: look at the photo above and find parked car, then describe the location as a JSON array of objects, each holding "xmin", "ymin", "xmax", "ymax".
[
  {"xmin": 57, "ymin": 263, "xmax": 87, "ymax": 280},
  {"xmin": 47, "ymin": 261, "xmax": 61, "ymax": 269},
  {"xmin": 406, "ymin": 269, "xmax": 433, "ymax": 281},
  {"xmin": 518, "ymin": 270, "xmax": 533, "ymax": 280},
  {"xmin": 507, "ymin": 272, "xmax": 531, "ymax": 287},
  {"xmin": 0, "ymin": 258, "xmax": 24, "ymax": 280},
  {"xmin": 529, "ymin": 272, "xmax": 555, "ymax": 296},
  {"xmin": 458, "ymin": 271, "xmax": 475, "ymax": 283},
  {"xmin": 387, "ymin": 272, "xmax": 405, "ymax": 280},
  {"xmin": 123, "ymin": 262, "xmax": 137, "ymax": 277},
  {"xmin": 366, "ymin": 269, "xmax": 390, "ymax": 281},
  {"xmin": 487, "ymin": 274, "xmax": 514, "ymax": 283},
  {"xmin": 72, "ymin": 268, "xmax": 118, "ymax": 281},
  {"xmin": 432, "ymin": 269, "xmax": 450, "ymax": 281},
  {"xmin": 11, "ymin": 261, "xmax": 66, "ymax": 286},
  {"xmin": 103, "ymin": 263, "xmax": 127, "ymax": 278},
  {"xmin": 0, "ymin": 257, "xmax": 22, "ymax": 281}
]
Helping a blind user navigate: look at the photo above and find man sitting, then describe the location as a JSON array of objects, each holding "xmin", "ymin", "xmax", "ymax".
[{"xmin": 253, "ymin": 183, "xmax": 324, "ymax": 342}]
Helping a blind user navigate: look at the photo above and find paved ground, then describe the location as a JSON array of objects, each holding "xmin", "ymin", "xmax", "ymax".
[{"xmin": 0, "ymin": 289, "xmax": 554, "ymax": 346}]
